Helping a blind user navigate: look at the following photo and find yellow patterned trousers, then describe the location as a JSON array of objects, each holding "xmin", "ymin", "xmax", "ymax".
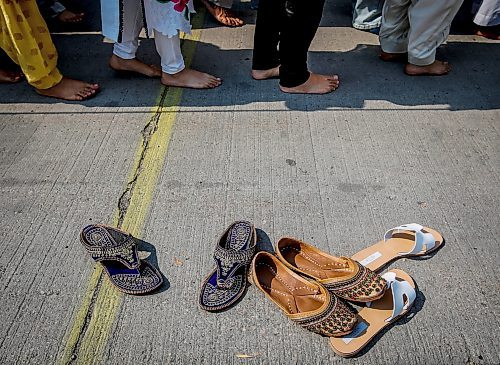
[{"xmin": 0, "ymin": 0, "xmax": 62, "ymax": 89}]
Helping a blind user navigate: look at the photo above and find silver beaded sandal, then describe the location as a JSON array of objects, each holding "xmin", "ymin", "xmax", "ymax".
[
  {"xmin": 80, "ymin": 224, "xmax": 163, "ymax": 294},
  {"xmin": 199, "ymin": 221, "xmax": 257, "ymax": 312}
]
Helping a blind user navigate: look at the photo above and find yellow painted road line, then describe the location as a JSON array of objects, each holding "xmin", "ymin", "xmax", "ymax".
[{"xmin": 57, "ymin": 11, "xmax": 206, "ymax": 365}]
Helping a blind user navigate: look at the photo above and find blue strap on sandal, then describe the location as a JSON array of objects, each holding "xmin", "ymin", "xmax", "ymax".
[{"xmin": 199, "ymin": 221, "xmax": 256, "ymax": 312}]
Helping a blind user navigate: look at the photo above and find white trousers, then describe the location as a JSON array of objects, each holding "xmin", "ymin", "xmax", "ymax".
[
  {"xmin": 111, "ymin": 0, "xmax": 185, "ymax": 74},
  {"xmin": 473, "ymin": 0, "xmax": 500, "ymax": 26},
  {"xmin": 379, "ymin": 0, "xmax": 463, "ymax": 66}
]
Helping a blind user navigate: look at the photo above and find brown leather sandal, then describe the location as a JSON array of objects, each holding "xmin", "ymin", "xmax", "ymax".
[
  {"xmin": 276, "ymin": 238, "xmax": 387, "ymax": 303},
  {"xmin": 250, "ymin": 251, "xmax": 358, "ymax": 337}
]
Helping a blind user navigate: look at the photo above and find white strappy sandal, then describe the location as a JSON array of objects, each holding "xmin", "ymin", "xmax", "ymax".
[
  {"xmin": 330, "ymin": 269, "xmax": 416, "ymax": 357},
  {"xmin": 351, "ymin": 224, "xmax": 444, "ymax": 271}
]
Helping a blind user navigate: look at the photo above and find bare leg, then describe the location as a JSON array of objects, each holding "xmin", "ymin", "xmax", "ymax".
[
  {"xmin": 379, "ymin": 51, "xmax": 407, "ymax": 62},
  {"xmin": 200, "ymin": 0, "xmax": 244, "ymax": 27},
  {"xmin": 405, "ymin": 60, "xmax": 451, "ymax": 76},
  {"xmin": 109, "ymin": 54, "xmax": 161, "ymax": 77},
  {"xmin": 279, "ymin": 73, "xmax": 339, "ymax": 94},
  {"xmin": 251, "ymin": 66, "xmax": 280, "ymax": 80},
  {"xmin": 161, "ymin": 69, "xmax": 222, "ymax": 89},
  {"xmin": 0, "ymin": 68, "xmax": 23, "ymax": 83},
  {"xmin": 36, "ymin": 77, "xmax": 100, "ymax": 100}
]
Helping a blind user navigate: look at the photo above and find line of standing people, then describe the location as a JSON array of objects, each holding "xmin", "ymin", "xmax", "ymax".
[{"xmin": 1, "ymin": 0, "xmax": 498, "ymax": 100}]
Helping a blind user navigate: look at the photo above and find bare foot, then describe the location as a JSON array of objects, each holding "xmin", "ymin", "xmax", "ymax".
[
  {"xmin": 161, "ymin": 68, "xmax": 222, "ymax": 89},
  {"xmin": 57, "ymin": 10, "xmax": 84, "ymax": 23},
  {"xmin": 36, "ymin": 77, "xmax": 99, "ymax": 100},
  {"xmin": 379, "ymin": 51, "xmax": 407, "ymax": 63},
  {"xmin": 251, "ymin": 66, "xmax": 279, "ymax": 80},
  {"xmin": 279, "ymin": 73, "xmax": 339, "ymax": 94},
  {"xmin": 405, "ymin": 60, "xmax": 451, "ymax": 76},
  {"xmin": 0, "ymin": 69, "xmax": 23, "ymax": 83},
  {"xmin": 109, "ymin": 54, "xmax": 161, "ymax": 78},
  {"xmin": 475, "ymin": 26, "xmax": 500, "ymax": 40},
  {"xmin": 201, "ymin": 0, "xmax": 244, "ymax": 27}
]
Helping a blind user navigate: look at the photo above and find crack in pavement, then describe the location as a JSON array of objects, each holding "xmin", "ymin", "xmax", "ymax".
[
  {"xmin": 117, "ymin": 87, "xmax": 170, "ymax": 228},
  {"xmin": 67, "ymin": 275, "xmax": 104, "ymax": 365},
  {"xmin": 64, "ymin": 87, "xmax": 170, "ymax": 365}
]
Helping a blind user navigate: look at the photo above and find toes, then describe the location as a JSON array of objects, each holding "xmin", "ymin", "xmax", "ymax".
[
  {"xmin": 208, "ymin": 80, "xmax": 220, "ymax": 88},
  {"xmin": 83, "ymin": 90, "xmax": 94, "ymax": 98},
  {"xmin": 74, "ymin": 92, "xmax": 85, "ymax": 101},
  {"xmin": 78, "ymin": 90, "xmax": 91, "ymax": 98},
  {"xmin": 81, "ymin": 85, "xmax": 98, "ymax": 97},
  {"xmin": 325, "ymin": 75, "xmax": 339, "ymax": 83},
  {"xmin": 84, "ymin": 87, "xmax": 97, "ymax": 95},
  {"xmin": 10, "ymin": 72, "xmax": 22, "ymax": 82},
  {"xmin": 328, "ymin": 79, "xmax": 339, "ymax": 87},
  {"xmin": 82, "ymin": 83, "xmax": 98, "ymax": 91}
]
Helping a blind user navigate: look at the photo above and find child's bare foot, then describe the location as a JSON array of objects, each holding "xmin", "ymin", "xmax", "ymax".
[
  {"xmin": 57, "ymin": 10, "xmax": 84, "ymax": 23},
  {"xmin": 161, "ymin": 69, "xmax": 222, "ymax": 89},
  {"xmin": 405, "ymin": 60, "xmax": 451, "ymax": 76},
  {"xmin": 379, "ymin": 51, "xmax": 407, "ymax": 62},
  {"xmin": 251, "ymin": 66, "xmax": 279, "ymax": 80},
  {"xmin": 109, "ymin": 54, "xmax": 161, "ymax": 78},
  {"xmin": 36, "ymin": 77, "xmax": 99, "ymax": 100},
  {"xmin": 0, "ymin": 69, "xmax": 23, "ymax": 83},
  {"xmin": 279, "ymin": 73, "xmax": 339, "ymax": 94},
  {"xmin": 201, "ymin": 0, "xmax": 244, "ymax": 27}
]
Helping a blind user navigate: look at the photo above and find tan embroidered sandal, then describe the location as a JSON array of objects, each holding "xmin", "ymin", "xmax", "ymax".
[
  {"xmin": 276, "ymin": 238, "xmax": 387, "ymax": 303},
  {"xmin": 330, "ymin": 269, "xmax": 417, "ymax": 357},
  {"xmin": 250, "ymin": 251, "xmax": 358, "ymax": 337},
  {"xmin": 351, "ymin": 224, "xmax": 444, "ymax": 271}
]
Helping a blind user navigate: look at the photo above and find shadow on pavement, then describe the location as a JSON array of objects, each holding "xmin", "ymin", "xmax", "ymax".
[
  {"xmin": 256, "ymin": 228, "xmax": 274, "ymax": 253},
  {"xmin": 0, "ymin": 0, "xmax": 498, "ymax": 112},
  {"xmin": 137, "ymin": 238, "xmax": 171, "ymax": 294},
  {"xmin": 1, "ymin": 37, "xmax": 499, "ymax": 112}
]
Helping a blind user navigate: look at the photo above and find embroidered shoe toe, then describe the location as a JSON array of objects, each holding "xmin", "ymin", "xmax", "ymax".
[
  {"xmin": 276, "ymin": 237, "xmax": 387, "ymax": 302},
  {"xmin": 251, "ymin": 251, "xmax": 358, "ymax": 337}
]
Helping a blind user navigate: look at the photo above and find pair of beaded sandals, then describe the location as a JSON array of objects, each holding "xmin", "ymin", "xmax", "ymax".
[{"xmin": 199, "ymin": 221, "xmax": 443, "ymax": 357}]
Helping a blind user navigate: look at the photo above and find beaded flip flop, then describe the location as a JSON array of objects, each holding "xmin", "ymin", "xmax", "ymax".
[
  {"xmin": 276, "ymin": 238, "xmax": 387, "ymax": 303},
  {"xmin": 330, "ymin": 269, "xmax": 416, "ymax": 357},
  {"xmin": 351, "ymin": 224, "xmax": 444, "ymax": 271},
  {"xmin": 251, "ymin": 251, "xmax": 358, "ymax": 337},
  {"xmin": 80, "ymin": 224, "xmax": 163, "ymax": 294},
  {"xmin": 199, "ymin": 221, "xmax": 257, "ymax": 312}
]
